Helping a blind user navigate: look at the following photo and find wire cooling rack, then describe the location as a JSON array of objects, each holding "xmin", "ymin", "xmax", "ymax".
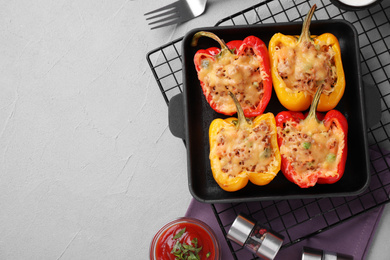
[{"xmin": 146, "ymin": 0, "xmax": 390, "ymax": 258}]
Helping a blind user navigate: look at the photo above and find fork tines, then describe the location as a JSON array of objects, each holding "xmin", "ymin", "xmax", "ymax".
[{"xmin": 144, "ymin": 1, "xmax": 180, "ymax": 30}]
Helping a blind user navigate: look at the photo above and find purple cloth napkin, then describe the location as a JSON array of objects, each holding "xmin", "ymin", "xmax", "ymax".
[
  {"xmin": 185, "ymin": 149, "xmax": 389, "ymax": 259},
  {"xmin": 185, "ymin": 199, "xmax": 384, "ymax": 260}
]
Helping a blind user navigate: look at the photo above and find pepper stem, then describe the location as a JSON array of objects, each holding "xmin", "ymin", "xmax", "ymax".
[
  {"xmin": 191, "ymin": 31, "xmax": 234, "ymax": 54},
  {"xmin": 229, "ymin": 92, "xmax": 250, "ymax": 128},
  {"xmin": 306, "ymin": 85, "xmax": 324, "ymax": 123},
  {"xmin": 298, "ymin": 4, "xmax": 316, "ymax": 44}
]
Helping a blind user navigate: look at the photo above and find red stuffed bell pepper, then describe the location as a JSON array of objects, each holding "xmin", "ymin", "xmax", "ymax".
[
  {"xmin": 275, "ymin": 85, "xmax": 348, "ymax": 188},
  {"xmin": 191, "ymin": 31, "xmax": 272, "ymax": 117}
]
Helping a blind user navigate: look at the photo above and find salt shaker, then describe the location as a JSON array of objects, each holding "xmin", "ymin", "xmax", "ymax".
[
  {"xmin": 302, "ymin": 246, "xmax": 354, "ymax": 260},
  {"xmin": 227, "ymin": 214, "xmax": 284, "ymax": 260}
]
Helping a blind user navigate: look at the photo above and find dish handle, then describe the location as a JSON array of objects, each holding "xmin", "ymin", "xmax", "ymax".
[
  {"xmin": 168, "ymin": 93, "xmax": 186, "ymax": 140},
  {"xmin": 364, "ymin": 82, "xmax": 382, "ymax": 129},
  {"xmin": 168, "ymin": 84, "xmax": 381, "ymax": 139}
]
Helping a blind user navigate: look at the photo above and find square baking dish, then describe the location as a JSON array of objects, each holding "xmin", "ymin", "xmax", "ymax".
[{"xmin": 169, "ymin": 20, "xmax": 372, "ymax": 203}]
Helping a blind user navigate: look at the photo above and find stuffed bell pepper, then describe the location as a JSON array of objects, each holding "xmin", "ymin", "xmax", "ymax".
[
  {"xmin": 275, "ymin": 85, "xmax": 348, "ymax": 188},
  {"xmin": 209, "ymin": 92, "xmax": 281, "ymax": 192},
  {"xmin": 269, "ymin": 4, "xmax": 345, "ymax": 112},
  {"xmin": 192, "ymin": 31, "xmax": 272, "ymax": 117}
]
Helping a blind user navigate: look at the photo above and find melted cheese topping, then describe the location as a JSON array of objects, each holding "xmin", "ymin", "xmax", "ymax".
[
  {"xmin": 278, "ymin": 117, "xmax": 344, "ymax": 180},
  {"xmin": 198, "ymin": 48, "xmax": 264, "ymax": 114},
  {"xmin": 274, "ymin": 41, "xmax": 337, "ymax": 96},
  {"xmin": 211, "ymin": 119, "xmax": 278, "ymax": 178}
]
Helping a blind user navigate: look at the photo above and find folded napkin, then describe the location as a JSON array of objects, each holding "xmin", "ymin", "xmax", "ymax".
[
  {"xmin": 185, "ymin": 199, "xmax": 384, "ymax": 259},
  {"xmin": 185, "ymin": 149, "xmax": 389, "ymax": 259}
]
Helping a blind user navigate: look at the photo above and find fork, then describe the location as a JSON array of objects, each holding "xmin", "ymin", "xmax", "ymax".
[{"xmin": 144, "ymin": 0, "xmax": 208, "ymax": 30}]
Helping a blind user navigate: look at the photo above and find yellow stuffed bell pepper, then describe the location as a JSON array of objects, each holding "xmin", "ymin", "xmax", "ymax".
[
  {"xmin": 209, "ymin": 92, "xmax": 281, "ymax": 192},
  {"xmin": 269, "ymin": 4, "xmax": 345, "ymax": 112}
]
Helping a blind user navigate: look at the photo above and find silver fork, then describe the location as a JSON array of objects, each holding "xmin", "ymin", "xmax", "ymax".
[{"xmin": 144, "ymin": 0, "xmax": 207, "ymax": 30}]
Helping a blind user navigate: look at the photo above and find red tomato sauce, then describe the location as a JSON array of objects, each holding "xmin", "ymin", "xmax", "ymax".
[{"xmin": 155, "ymin": 222, "xmax": 216, "ymax": 260}]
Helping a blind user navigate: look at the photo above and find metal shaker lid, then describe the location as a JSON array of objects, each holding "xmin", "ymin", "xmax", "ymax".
[
  {"xmin": 301, "ymin": 247, "xmax": 323, "ymax": 260},
  {"xmin": 226, "ymin": 214, "xmax": 255, "ymax": 246},
  {"xmin": 257, "ymin": 232, "xmax": 284, "ymax": 260},
  {"xmin": 324, "ymin": 250, "xmax": 354, "ymax": 260},
  {"xmin": 302, "ymin": 247, "xmax": 354, "ymax": 260}
]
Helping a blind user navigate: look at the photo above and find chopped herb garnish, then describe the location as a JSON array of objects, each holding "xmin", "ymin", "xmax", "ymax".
[
  {"xmin": 206, "ymin": 252, "xmax": 211, "ymax": 258},
  {"xmin": 326, "ymin": 153, "xmax": 336, "ymax": 162},
  {"xmin": 260, "ymin": 147, "xmax": 271, "ymax": 158},
  {"xmin": 302, "ymin": 142, "xmax": 311, "ymax": 149},
  {"xmin": 173, "ymin": 228, "xmax": 186, "ymax": 239},
  {"xmin": 170, "ymin": 228, "xmax": 205, "ymax": 260}
]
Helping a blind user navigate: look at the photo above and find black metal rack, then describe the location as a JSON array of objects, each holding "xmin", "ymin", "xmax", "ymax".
[{"xmin": 146, "ymin": 0, "xmax": 390, "ymax": 259}]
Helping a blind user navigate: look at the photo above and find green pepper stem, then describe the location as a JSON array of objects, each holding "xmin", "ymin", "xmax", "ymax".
[
  {"xmin": 298, "ymin": 4, "xmax": 316, "ymax": 44},
  {"xmin": 229, "ymin": 92, "xmax": 250, "ymax": 128},
  {"xmin": 306, "ymin": 85, "xmax": 324, "ymax": 123},
  {"xmin": 191, "ymin": 31, "xmax": 234, "ymax": 54}
]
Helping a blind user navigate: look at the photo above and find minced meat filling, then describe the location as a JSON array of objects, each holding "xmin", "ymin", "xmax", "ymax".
[
  {"xmin": 278, "ymin": 118, "xmax": 344, "ymax": 178},
  {"xmin": 198, "ymin": 48, "xmax": 264, "ymax": 114},
  {"xmin": 212, "ymin": 120, "xmax": 278, "ymax": 178},
  {"xmin": 275, "ymin": 41, "xmax": 337, "ymax": 96}
]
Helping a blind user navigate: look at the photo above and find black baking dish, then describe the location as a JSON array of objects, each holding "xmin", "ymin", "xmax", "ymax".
[{"xmin": 169, "ymin": 20, "xmax": 377, "ymax": 203}]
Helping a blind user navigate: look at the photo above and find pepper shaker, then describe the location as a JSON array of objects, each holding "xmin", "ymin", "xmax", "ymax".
[
  {"xmin": 302, "ymin": 246, "xmax": 354, "ymax": 260},
  {"xmin": 227, "ymin": 214, "xmax": 284, "ymax": 260}
]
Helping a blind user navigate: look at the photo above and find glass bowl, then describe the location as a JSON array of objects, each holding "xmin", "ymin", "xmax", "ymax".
[
  {"xmin": 150, "ymin": 217, "xmax": 221, "ymax": 260},
  {"xmin": 330, "ymin": 0, "xmax": 384, "ymax": 11}
]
